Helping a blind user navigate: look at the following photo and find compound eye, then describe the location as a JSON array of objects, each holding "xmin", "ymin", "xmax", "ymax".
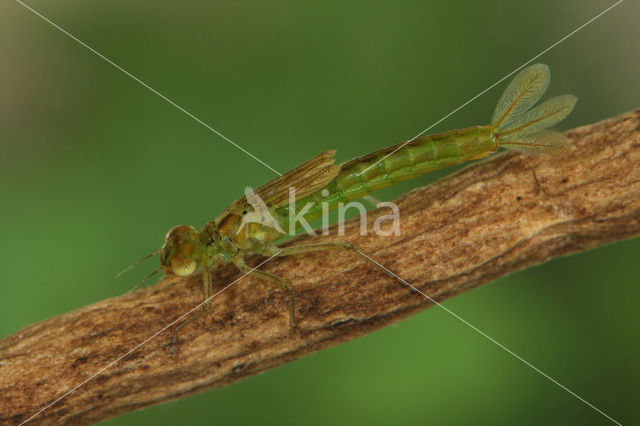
[{"xmin": 171, "ymin": 257, "xmax": 197, "ymax": 277}]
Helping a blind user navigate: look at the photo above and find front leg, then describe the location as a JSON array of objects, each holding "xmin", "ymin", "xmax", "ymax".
[{"xmin": 170, "ymin": 266, "xmax": 212, "ymax": 354}]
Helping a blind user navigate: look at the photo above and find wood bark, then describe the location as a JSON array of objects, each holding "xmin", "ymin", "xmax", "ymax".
[{"xmin": 1, "ymin": 110, "xmax": 639, "ymax": 425}]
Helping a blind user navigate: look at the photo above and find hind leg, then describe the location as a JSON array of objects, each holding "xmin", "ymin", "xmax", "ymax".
[
  {"xmin": 267, "ymin": 242, "xmax": 404, "ymax": 284},
  {"xmin": 232, "ymin": 255, "xmax": 305, "ymax": 342}
]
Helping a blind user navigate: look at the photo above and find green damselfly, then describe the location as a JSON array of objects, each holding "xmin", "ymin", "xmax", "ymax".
[{"xmin": 125, "ymin": 64, "xmax": 576, "ymax": 351}]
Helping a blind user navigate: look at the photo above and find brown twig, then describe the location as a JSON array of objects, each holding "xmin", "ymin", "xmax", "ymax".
[{"xmin": 1, "ymin": 111, "xmax": 639, "ymax": 425}]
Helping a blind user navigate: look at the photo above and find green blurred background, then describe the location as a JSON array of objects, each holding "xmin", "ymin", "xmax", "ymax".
[{"xmin": 2, "ymin": 0, "xmax": 638, "ymax": 424}]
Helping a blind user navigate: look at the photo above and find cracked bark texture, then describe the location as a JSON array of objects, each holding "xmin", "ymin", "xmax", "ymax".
[{"xmin": 1, "ymin": 110, "xmax": 639, "ymax": 425}]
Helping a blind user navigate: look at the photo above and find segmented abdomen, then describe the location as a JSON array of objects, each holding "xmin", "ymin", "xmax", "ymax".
[{"xmin": 277, "ymin": 125, "xmax": 496, "ymax": 226}]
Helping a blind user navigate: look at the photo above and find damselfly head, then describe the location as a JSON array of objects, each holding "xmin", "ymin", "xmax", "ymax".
[{"xmin": 160, "ymin": 225, "xmax": 202, "ymax": 277}]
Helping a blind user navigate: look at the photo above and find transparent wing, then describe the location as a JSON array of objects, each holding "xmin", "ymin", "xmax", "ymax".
[
  {"xmin": 498, "ymin": 95, "xmax": 577, "ymax": 138},
  {"xmin": 498, "ymin": 130, "xmax": 572, "ymax": 155},
  {"xmin": 491, "ymin": 64, "xmax": 550, "ymax": 131}
]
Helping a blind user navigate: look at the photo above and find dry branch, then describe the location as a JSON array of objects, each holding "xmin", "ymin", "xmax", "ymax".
[{"xmin": 1, "ymin": 110, "xmax": 639, "ymax": 425}]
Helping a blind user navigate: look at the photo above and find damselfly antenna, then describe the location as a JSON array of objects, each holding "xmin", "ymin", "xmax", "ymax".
[
  {"xmin": 116, "ymin": 249, "xmax": 160, "ymax": 278},
  {"xmin": 128, "ymin": 267, "xmax": 162, "ymax": 292}
]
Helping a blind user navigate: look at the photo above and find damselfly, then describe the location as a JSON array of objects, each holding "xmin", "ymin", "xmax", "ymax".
[{"xmin": 124, "ymin": 64, "xmax": 576, "ymax": 351}]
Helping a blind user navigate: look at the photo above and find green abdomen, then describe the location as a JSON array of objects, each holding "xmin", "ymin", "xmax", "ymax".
[{"xmin": 277, "ymin": 125, "xmax": 496, "ymax": 226}]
